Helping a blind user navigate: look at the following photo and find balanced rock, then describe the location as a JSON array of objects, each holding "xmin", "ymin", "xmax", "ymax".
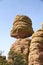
[
  {"xmin": 29, "ymin": 29, "xmax": 43, "ymax": 65},
  {"xmin": 10, "ymin": 15, "xmax": 34, "ymax": 38},
  {"xmin": 8, "ymin": 38, "xmax": 31, "ymax": 65}
]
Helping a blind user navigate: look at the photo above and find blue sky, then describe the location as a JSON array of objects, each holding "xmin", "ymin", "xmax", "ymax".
[{"xmin": 0, "ymin": 0, "xmax": 43, "ymax": 58}]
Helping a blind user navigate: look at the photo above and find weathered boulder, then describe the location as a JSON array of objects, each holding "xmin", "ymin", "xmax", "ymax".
[
  {"xmin": 10, "ymin": 15, "xmax": 34, "ymax": 38},
  {"xmin": 29, "ymin": 29, "xmax": 43, "ymax": 65},
  {"xmin": 8, "ymin": 38, "xmax": 31, "ymax": 65}
]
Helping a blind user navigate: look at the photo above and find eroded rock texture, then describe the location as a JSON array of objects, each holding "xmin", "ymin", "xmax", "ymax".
[
  {"xmin": 8, "ymin": 15, "xmax": 34, "ymax": 65},
  {"xmin": 10, "ymin": 15, "xmax": 34, "ymax": 38},
  {"xmin": 29, "ymin": 29, "xmax": 43, "ymax": 65},
  {"xmin": 8, "ymin": 38, "xmax": 31, "ymax": 65}
]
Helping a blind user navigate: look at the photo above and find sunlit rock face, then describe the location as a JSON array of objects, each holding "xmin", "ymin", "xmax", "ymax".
[
  {"xmin": 10, "ymin": 15, "xmax": 34, "ymax": 38},
  {"xmin": 8, "ymin": 38, "xmax": 31, "ymax": 65},
  {"xmin": 29, "ymin": 29, "xmax": 43, "ymax": 65}
]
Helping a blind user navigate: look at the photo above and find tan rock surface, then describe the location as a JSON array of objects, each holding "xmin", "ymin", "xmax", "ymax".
[
  {"xmin": 29, "ymin": 29, "xmax": 43, "ymax": 65},
  {"xmin": 32, "ymin": 29, "xmax": 43, "ymax": 38},
  {"xmin": 8, "ymin": 38, "xmax": 31, "ymax": 65},
  {"xmin": 10, "ymin": 15, "xmax": 34, "ymax": 38},
  {"xmin": 13, "ymin": 15, "xmax": 32, "ymax": 25}
]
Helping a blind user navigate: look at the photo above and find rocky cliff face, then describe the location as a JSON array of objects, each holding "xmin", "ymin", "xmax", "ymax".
[{"xmin": 8, "ymin": 15, "xmax": 34, "ymax": 65}]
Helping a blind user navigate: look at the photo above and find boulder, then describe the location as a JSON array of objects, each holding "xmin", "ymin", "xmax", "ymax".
[{"xmin": 10, "ymin": 15, "xmax": 34, "ymax": 38}]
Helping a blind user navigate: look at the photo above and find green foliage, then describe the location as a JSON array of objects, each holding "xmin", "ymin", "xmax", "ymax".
[
  {"xmin": 0, "ymin": 56, "xmax": 9, "ymax": 65},
  {"xmin": 8, "ymin": 50, "xmax": 28, "ymax": 65}
]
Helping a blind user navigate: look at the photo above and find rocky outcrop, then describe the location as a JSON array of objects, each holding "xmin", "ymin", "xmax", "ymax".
[
  {"xmin": 10, "ymin": 15, "xmax": 34, "ymax": 38},
  {"xmin": 29, "ymin": 29, "xmax": 43, "ymax": 65},
  {"xmin": 8, "ymin": 15, "xmax": 34, "ymax": 65},
  {"xmin": 8, "ymin": 38, "xmax": 31, "ymax": 65},
  {"xmin": 10, "ymin": 38, "xmax": 31, "ymax": 55}
]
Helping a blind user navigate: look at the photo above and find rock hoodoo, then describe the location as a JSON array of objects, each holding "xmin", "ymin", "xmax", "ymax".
[{"xmin": 8, "ymin": 15, "xmax": 34, "ymax": 65}]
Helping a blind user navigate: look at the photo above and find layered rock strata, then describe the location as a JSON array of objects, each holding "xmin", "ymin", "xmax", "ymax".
[
  {"xmin": 10, "ymin": 15, "xmax": 34, "ymax": 38},
  {"xmin": 29, "ymin": 29, "xmax": 43, "ymax": 65}
]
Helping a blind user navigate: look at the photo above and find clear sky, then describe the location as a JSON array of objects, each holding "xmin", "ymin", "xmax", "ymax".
[{"xmin": 0, "ymin": 0, "xmax": 43, "ymax": 58}]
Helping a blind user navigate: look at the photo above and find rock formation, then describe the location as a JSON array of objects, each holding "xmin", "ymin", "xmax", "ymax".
[
  {"xmin": 10, "ymin": 38, "xmax": 31, "ymax": 56},
  {"xmin": 8, "ymin": 15, "xmax": 34, "ymax": 65},
  {"xmin": 10, "ymin": 15, "xmax": 34, "ymax": 38},
  {"xmin": 8, "ymin": 38, "xmax": 31, "ymax": 65},
  {"xmin": 29, "ymin": 29, "xmax": 43, "ymax": 65}
]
